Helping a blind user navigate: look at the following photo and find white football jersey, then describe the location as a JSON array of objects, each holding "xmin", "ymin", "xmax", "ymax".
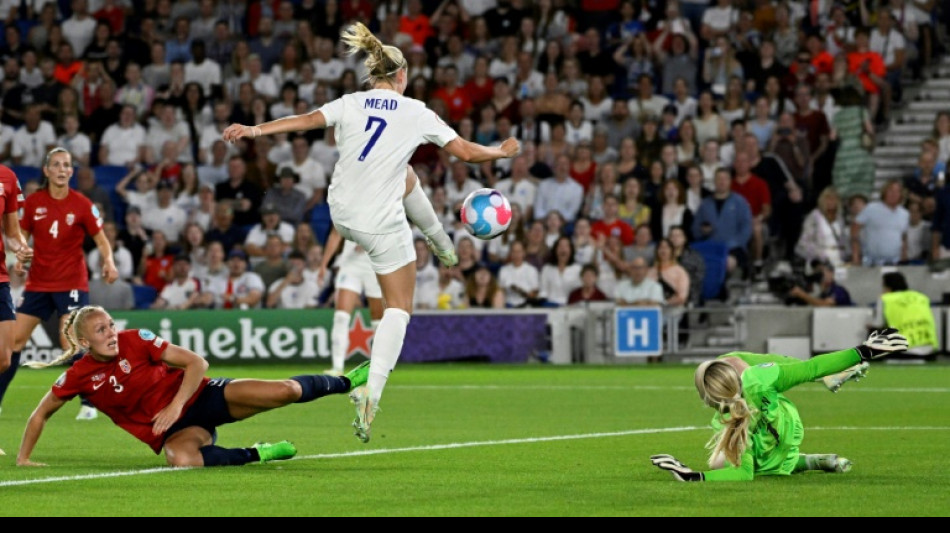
[{"xmin": 318, "ymin": 89, "xmax": 458, "ymax": 234}]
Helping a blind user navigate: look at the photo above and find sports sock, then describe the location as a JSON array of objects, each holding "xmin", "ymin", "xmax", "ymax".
[
  {"xmin": 0, "ymin": 351, "xmax": 22, "ymax": 406},
  {"xmin": 291, "ymin": 374, "xmax": 350, "ymax": 403},
  {"xmin": 367, "ymin": 308, "xmax": 410, "ymax": 405},
  {"xmin": 200, "ymin": 445, "xmax": 257, "ymax": 466},
  {"xmin": 403, "ymin": 178, "xmax": 453, "ymax": 253},
  {"xmin": 331, "ymin": 310, "xmax": 351, "ymax": 373}
]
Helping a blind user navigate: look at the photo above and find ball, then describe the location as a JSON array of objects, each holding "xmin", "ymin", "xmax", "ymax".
[{"xmin": 460, "ymin": 188, "xmax": 513, "ymax": 240}]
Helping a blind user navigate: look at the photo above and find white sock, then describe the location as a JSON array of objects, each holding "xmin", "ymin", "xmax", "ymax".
[
  {"xmin": 367, "ymin": 308, "xmax": 410, "ymax": 405},
  {"xmin": 332, "ymin": 310, "xmax": 351, "ymax": 373},
  {"xmin": 403, "ymin": 179, "xmax": 453, "ymax": 252}
]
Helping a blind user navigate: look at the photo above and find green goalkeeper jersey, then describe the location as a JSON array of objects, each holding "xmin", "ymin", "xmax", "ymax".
[{"xmin": 702, "ymin": 348, "xmax": 862, "ymax": 481}]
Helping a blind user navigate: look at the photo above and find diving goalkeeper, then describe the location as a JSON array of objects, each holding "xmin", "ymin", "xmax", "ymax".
[{"xmin": 651, "ymin": 329, "xmax": 909, "ymax": 481}]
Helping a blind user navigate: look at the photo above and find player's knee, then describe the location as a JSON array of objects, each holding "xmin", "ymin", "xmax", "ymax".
[
  {"xmin": 164, "ymin": 447, "xmax": 203, "ymax": 468},
  {"xmin": 279, "ymin": 380, "xmax": 303, "ymax": 403}
]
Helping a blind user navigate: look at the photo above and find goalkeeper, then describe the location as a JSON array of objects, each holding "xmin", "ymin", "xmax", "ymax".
[{"xmin": 651, "ymin": 329, "xmax": 909, "ymax": 482}]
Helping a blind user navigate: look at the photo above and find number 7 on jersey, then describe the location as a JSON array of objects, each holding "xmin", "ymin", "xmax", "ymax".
[{"xmin": 359, "ymin": 116, "xmax": 388, "ymax": 161}]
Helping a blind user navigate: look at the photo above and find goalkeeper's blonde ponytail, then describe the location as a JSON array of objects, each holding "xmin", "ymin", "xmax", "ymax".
[{"xmin": 694, "ymin": 359, "xmax": 755, "ymax": 468}]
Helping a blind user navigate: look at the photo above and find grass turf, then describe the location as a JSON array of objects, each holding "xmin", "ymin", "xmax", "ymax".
[{"xmin": 0, "ymin": 361, "xmax": 947, "ymax": 516}]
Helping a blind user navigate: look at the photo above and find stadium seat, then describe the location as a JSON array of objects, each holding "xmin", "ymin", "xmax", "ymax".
[
  {"xmin": 10, "ymin": 165, "xmax": 42, "ymax": 185},
  {"xmin": 132, "ymin": 284, "xmax": 158, "ymax": 310},
  {"xmin": 690, "ymin": 240, "xmax": 729, "ymax": 302},
  {"xmin": 310, "ymin": 203, "xmax": 333, "ymax": 245}
]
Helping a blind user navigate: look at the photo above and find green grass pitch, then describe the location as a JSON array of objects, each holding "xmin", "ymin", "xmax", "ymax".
[{"xmin": 0, "ymin": 361, "xmax": 948, "ymax": 516}]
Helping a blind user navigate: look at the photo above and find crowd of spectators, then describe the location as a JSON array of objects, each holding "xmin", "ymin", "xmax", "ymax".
[{"xmin": 1, "ymin": 0, "xmax": 949, "ymax": 315}]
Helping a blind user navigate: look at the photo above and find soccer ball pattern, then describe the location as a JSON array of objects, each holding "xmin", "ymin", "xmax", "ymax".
[{"xmin": 461, "ymin": 188, "xmax": 513, "ymax": 240}]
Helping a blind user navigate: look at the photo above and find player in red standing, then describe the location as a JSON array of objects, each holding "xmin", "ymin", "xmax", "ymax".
[
  {"xmin": 0, "ymin": 163, "xmax": 33, "ymax": 456},
  {"xmin": 0, "ymin": 147, "xmax": 119, "ymax": 421}
]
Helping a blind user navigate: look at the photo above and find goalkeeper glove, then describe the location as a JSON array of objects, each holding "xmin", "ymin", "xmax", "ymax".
[
  {"xmin": 650, "ymin": 454, "xmax": 705, "ymax": 482},
  {"xmin": 857, "ymin": 328, "xmax": 909, "ymax": 360}
]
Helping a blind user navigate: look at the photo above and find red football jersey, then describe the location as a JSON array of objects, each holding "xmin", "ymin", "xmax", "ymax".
[
  {"xmin": 20, "ymin": 189, "xmax": 104, "ymax": 292},
  {"xmin": 0, "ymin": 165, "xmax": 23, "ymax": 283},
  {"xmin": 52, "ymin": 330, "xmax": 210, "ymax": 454}
]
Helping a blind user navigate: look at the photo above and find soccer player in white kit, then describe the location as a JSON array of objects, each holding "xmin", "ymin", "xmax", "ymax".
[
  {"xmin": 318, "ymin": 225, "xmax": 384, "ymax": 376},
  {"xmin": 223, "ymin": 22, "xmax": 520, "ymax": 443}
]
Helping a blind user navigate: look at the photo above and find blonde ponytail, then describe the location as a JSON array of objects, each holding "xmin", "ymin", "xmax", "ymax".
[
  {"xmin": 340, "ymin": 22, "xmax": 406, "ymax": 86},
  {"xmin": 694, "ymin": 360, "xmax": 755, "ymax": 468},
  {"xmin": 23, "ymin": 306, "xmax": 105, "ymax": 369}
]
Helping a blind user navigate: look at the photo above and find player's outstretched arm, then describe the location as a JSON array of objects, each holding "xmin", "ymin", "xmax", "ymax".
[
  {"xmin": 17, "ymin": 391, "xmax": 68, "ymax": 466},
  {"xmin": 222, "ymin": 110, "xmax": 328, "ymax": 143},
  {"xmin": 443, "ymin": 136, "xmax": 521, "ymax": 164}
]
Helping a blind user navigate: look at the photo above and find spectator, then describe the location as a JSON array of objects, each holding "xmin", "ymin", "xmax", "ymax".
[
  {"xmin": 84, "ymin": 78, "xmax": 121, "ymax": 144},
  {"xmin": 931, "ymin": 175, "xmax": 950, "ymax": 261},
  {"xmin": 512, "ymin": 98, "xmax": 551, "ymax": 146},
  {"xmin": 932, "ymin": 111, "xmax": 950, "ymax": 165},
  {"xmin": 88, "ymin": 275, "xmax": 135, "ymax": 311},
  {"xmin": 215, "ymin": 156, "xmax": 264, "ymax": 228},
  {"xmin": 190, "ymin": 183, "xmax": 217, "ymax": 230},
  {"xmin": 655, "ymin": 34, "xmax": 698, "ymax": 99},
  {"xmin": 444, "ymin": 159, "xmax": 484, "ymax": 212},
  {"xmin": 180, "ymin": 222, "xmax": 208, "ymax": 269},
  {"xmin": 87, "ymin": 220, "xmax": 135, "ymax": 282},
  {"xmin": 542, "ymin": 209, "xmax": 566, "ymax": 248},
  {"xmin": 795, "ymin": 186, "xmax": 850, "ymax": 268},
  {"xmin": 635, "ymin": 118, "xmax": 664, "ymax": 170},
  {"xmin": 693, "ymin": 167, "xmax": 753, "ymax": 280},
  {"xmin": 869, "ymin": 9, "xmax": 906, "ymax": 121},
  {"xmin": 266, "ymin": 250, "xmax": 319, "ymax": 309},
  {"xmin": 62, "ymin": 0, "xmax": 98, "ymax": 57},
  {"xmin": 117, "ymin": 206, "xmax": 151, "ymax": 273},
  {"xmin": 669, "ymin": 224, "xmax": 706, "ymax": 308},
  {"xmin": 204, "ymin": 248, "xmax": 265, "ymax": 310},
  {"xmin": 116, "ymin": 168, "xmax": 158, "ymax": 217},
  {"xmin": 564, "ymin": 101, "xmax": 594, "ymax": 147},
  {"xmin": 578, "ymin": 75, "xmax": 613, "ymax": 126},
  {"xmin": 205, "ymin": 200, "xmax": 248, "ymax": 255},
  {"xmin": 141, "ymin": 180, "xmax": 189, "ymax": 246},
  {"xmin": 99, "ymin": 104, "xmax": 148, "ymax": 168},
  {"xmin": 731, "ymin": 151, "xmax": 772, "ymax": 276},
  {"xmin": 618, "ymin": 176, "xmax": 651, "ymax": 231},
  {"xmin": 192, "ymin": 239, "xmax": 229, "ymax": 295},
  {"xmin": 534, "ymin": 154, "xmax": 584, "ymax": 224},
  {"xmin": 290, "ymin": 222, "xmax": 318, "ymax": 257},
  {"xmin": 465, "ymin": 263, "xmax": 506, "ymax": 309},
  {"xmin": 591, "ymin": 192, "xmax": 636, "ymax": 245},
  {"xmin": 428, "ymin": 262, "xmax": 466, "ymax": 310},
  {"xmin": 522, "ymin": 220, "xmax": 549, "ymax": 271},
  {"xmin": 905, "ymin": 149, "xmax": 942, "ymax": 205},
  {"xmin": 137, "ymin": 230, "xmax": 176, "ymax": 294},
  {"xmin": 244, "ymin": 203, "xmax": 295, "ymax": 266},
  {"xmin": 568, "ymin": 263, "xmax": 609, "ymax": 304},
  {"xmin": 748, "ymin": 96, "xmax": 777, "ymax": 150},
  {"xmin": 184, "ymin": 40, "xmax": 222, "ymax": 99},
  {"xmin": 173, "ymin": 163, "xmax": 202, "ymax": 218},
  {"xmin": 905, "ymin": 199, "xmax": 930, "ymax": 264},
  {"xmin": 253, "ymin": 234, "xmax": 291, "ymax": 298},
  {"xmin": 57, "ymin": 113, "xmax": 92, "ymax": 167},
  {"xmin": 625, "ymin": 223, "xmax": 656, "ymax": 265},
  {"xmin": 497, "ymin": 239, "xmax": 540, "ymax": 308},
  {"xmin": 278, "ymin": 135, "xmax": 328, "ymax": 212},
  {"xmin": 850, "ymin": 180, "xmax": 909, "ymax": 266},
  {"xmin": 150, "ymin": 254, "xmax": 204, "ymax": 310},
  {"xmin": 584, "ymin": 161, "xmax": 621, "ymax": 221},
  {"xmin": 453, "ymin": 235, "xmax": 483, "ymax": 280},
  {"xmin": 260, "ymin": 167, "xmax": 308, "ymax": 227},
  {"xmin": 536, "ymin": 236, "xmax": 582, "ymax": 307},
  {"xmin": 494, "ymin": 155, "xmax": 538, "ymax": 217},
  {"xmin": 651, "ymin": 178, "xmax": 694, "ymax": 242},
  {"xmin": 572, "ymin": 215, "xmax": 597, "ymax": 266},
  {"xmin": 146, "ymin": 102, "xmax": 192, "ymax": 166},
  {"xmin": 11, "ymin": 104, "xmax": 57, "ymax": 167},
  {"xmin": 486, "ymin": 202, "xmax": 526, "ymax": 265},
  {"xmin": 684, "ymin": 163, "xmax": 712, "ymax": 214},
  {"xmin": 615, "ymin": 255, "xmax": 665, "ymax": 307},
  {"xmin": 675, "ymin": 118, "xmax": 701, "ymax": 166},
  {"xmin": 413, "ymin": 238, "xmax": 440, "ymax": 310},
  {"xmin": 787, "ymin": 259, "xmax": 854, "ymax": 307},
  {"xmin": 75, "ymin": 165, "xmax": 113, "ymax": 223},
  {"xmin": 867, "ymin": 271, "xmax": 937, "ymax": 358},
  {"xmin": 847, "ymin": 27, "xmax": 887, "ymax": 126}
]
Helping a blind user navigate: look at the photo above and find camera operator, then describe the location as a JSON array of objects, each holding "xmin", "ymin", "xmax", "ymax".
[{"xmin": 786, "ymin": 260, "xmax": 853, "ymax": 307}]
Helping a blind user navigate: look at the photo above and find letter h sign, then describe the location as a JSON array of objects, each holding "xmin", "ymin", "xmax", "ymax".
[{"xmin": 614, "ymin": 307, "xmax": 663, "ymax": 357}]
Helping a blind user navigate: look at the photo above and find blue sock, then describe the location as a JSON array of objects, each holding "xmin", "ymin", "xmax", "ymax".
[
  {"xmin": 200, "ymin": 445, "xmax": 257, "ymax": 466},
  {"xmin": 0, "ymin": 351, "xmax": 22, "ymax": 407},
  {"xmin": 291, "ymin": 374, "xmax": 349, "ymax": 403}
]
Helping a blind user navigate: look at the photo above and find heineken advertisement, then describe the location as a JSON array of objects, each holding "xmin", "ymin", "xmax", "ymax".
[{"xmin": 21, "ymin": 309, "xmax": 549, "ymax": 366}]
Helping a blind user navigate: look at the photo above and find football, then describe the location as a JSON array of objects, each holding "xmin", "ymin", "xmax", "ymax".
[{"xmin": 460, "ymin": 188, "xmax": 513, "ymax": 240}]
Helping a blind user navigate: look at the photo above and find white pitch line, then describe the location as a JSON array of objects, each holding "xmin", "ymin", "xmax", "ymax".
[{"xmin": 2, "ymin": 426, "xmax": 949, "ymax": 488}]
